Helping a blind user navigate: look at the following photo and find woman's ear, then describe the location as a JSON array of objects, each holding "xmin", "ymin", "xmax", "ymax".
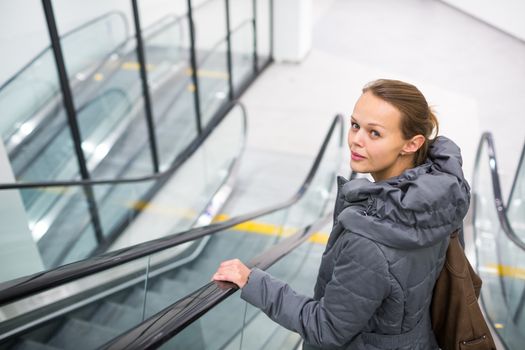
[{"xmin": 401, "ymin": 135, "xmax": 425, "ymax": 155}]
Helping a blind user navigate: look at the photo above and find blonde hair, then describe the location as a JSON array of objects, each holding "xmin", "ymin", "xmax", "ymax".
[{"xmin": 362, "ymin": 79, "xmax": 439, "ymax": 166}]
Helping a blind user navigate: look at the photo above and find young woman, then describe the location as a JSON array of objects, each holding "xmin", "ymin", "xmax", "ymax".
[{"xmin": 212, "ymin": 79, "xmax": 471, "ymax": 349}]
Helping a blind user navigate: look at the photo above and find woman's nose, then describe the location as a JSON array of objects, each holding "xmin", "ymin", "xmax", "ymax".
[{"xmin": 349, "ymin": 129, "xmax": 364, "ymax": 147}]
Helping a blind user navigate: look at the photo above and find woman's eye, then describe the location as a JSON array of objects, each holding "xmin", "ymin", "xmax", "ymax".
[
  {"xmin": 351, "ymin": 122, "xmax": 359, "ymax": 129},
  {"xmin": 371, "ymin": 130, "xmax": 380, "ymax": 138}
]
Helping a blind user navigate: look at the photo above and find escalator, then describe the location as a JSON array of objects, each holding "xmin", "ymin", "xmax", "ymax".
[
  {"xmin": 472, "ymin": 134, "xmax": 525, "ymax": 350},
  {"xmin": 0, "ymin": 114, "xmax": 345, "ymax": 349},
  {"xmin": 2, "ymin": 118, "xmax": 522, "ymax": 349},
  {"xmin": 0, "ymin": 0, "xmax": 262, "ymax": 270},
  {"xmin": 93, "ymin": 133, "xmax": 525, "ymax": 350}
]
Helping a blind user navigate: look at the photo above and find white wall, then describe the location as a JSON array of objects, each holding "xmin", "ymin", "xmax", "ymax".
[
  {"xmin": 273, "ymin": 0, "xmax": 312, "ymax": 62},
  {"xmin": 441, "ymin": 0, "xmax": 525, "ymax": 41}
]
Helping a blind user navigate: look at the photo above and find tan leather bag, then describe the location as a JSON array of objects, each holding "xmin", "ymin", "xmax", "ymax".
[{"xmin": 431, "ymin": 231, "xmax": 497, "ymax": 350}]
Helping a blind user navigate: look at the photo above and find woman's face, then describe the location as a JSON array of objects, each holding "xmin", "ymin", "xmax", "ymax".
[{"xmin": 348, "ymin": 92, "xmax": 418, "ymax": 181}]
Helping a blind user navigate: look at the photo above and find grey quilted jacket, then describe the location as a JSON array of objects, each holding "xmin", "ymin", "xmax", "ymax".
[{"xmin": 241, "ymin": 136, "xmax": 471, "ymax": 349}]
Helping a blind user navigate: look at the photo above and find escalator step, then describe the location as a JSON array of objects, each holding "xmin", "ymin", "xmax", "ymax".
[
  {"xmin": 47, "ymin": 318, "xmax": 120, "ymax": 350},
  {"xmin": 122, "ymin": 287, "xmax": 176, "ymax": 319},
  {"xmin": 149, "ymin": 277, "xmax": 191, "ymax": 300},
  {"xmin": 86, "ymin": 301, "xmax": 143, "ymax": 334},
  {"xmin": 170, "ymin": 267, "xmax": 199, "ymax": 282}
]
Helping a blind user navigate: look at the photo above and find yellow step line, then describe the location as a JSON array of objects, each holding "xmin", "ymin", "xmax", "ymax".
[
  {"xmin": 485, "ymin": 263, "xmax": 525, "ymax": 280},
  {"xmin": 121, "ymin": 61, "xmax": 155, "ymax": 71},
  {"xmin": 214, "ymin": 214, "xmax": 329, "ymax": 245},
  {"xmin": 185, "ymin": 68, "xmax": 229, "ymax": 80}
]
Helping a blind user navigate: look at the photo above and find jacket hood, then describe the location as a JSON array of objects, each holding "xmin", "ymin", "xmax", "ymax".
[{"xmin": 337, "ymin": 136, "xmax": 471, "ymax": 249}]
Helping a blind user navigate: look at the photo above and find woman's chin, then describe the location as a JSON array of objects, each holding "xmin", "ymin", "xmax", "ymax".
[{"xmin": 350, "ymin": 162, "xmax": 368, "ymax": 174}]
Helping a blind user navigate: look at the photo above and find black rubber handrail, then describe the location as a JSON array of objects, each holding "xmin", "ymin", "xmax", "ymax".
[
  {"xmin": 0, "ymin": 114, "xmax": 344, "ymax": 306},
  {"xmin": 102, "ymin": 214, "xmax": 332, "ymax": 350},
  {"xmin": 473, "ymin": 132, "xmax": 525, "ymax": 251}
]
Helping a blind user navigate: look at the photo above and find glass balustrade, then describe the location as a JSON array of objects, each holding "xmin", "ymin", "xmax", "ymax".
[
  {"xmin": 0, "ymin": 114, "xmax": 342, "ymax": 350},
  {"xmin": 0, "ymin": 1, "xmax": 275, "ymax": 347},
  {"xmin": 473, "ymin": 139, "xmax": 525, "ymax": 349}
]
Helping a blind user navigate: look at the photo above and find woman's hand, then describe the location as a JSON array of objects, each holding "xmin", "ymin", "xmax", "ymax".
[{"xmin": 212, "ymin": 259, "xmax": 251, "ymax": 288}]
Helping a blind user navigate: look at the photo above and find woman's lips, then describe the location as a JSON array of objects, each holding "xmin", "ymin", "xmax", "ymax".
[{"xmin": 351, "ymin": 151, "xmax": 366, "ymax": 161}]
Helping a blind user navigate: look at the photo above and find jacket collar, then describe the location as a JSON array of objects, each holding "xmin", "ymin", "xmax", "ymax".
[{"xmin": 336, "ymin": 136, "xmax": 471, "ymax": 249}]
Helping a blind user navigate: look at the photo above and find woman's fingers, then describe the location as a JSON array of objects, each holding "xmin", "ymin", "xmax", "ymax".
[{"xmin": 212, "ymin": 259, "xmax": 251, "ymax": 288}]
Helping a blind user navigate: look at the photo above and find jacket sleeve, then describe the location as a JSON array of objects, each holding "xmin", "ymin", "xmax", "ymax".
[{"xmin": 240, "ymin": 235, "xmax": 391, "ymax": 347}]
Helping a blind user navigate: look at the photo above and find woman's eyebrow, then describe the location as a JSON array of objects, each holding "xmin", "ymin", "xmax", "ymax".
[
  {"xmin": 367, "ymin": 122, "xmax": 385, "ymax": 129},
  {"xmin": 351, "ymin": 116, "xmax": 385, "ymax": 129}
]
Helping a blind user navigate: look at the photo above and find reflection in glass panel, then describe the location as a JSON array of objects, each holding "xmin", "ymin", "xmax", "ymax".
[{"xmin": 20, "ymin": 185, "xmax": 99, "ymax": 270}]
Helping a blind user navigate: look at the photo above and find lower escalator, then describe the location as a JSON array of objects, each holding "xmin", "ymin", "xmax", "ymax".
[
  {"xmin": 5, "ymin": 231, "xmax": 274, "ymax": 350},
  {"xmin": 0, "ymin": 115, "xmax": 344, "ymax": 349}
]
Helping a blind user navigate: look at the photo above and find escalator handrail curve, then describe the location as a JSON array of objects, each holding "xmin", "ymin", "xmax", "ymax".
[
  {"xmin": 474, "ymin": 132, "xmax": 525, "ymax": 251},
  {"xmin": 0, "ymin": 113, "xmax": 344, "ymax": 306}
]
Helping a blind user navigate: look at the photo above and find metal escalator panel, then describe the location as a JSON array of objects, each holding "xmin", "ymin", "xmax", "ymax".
[{"xmin": 473, "ymin": 136, "xmax": 525, "ymax": 349}]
